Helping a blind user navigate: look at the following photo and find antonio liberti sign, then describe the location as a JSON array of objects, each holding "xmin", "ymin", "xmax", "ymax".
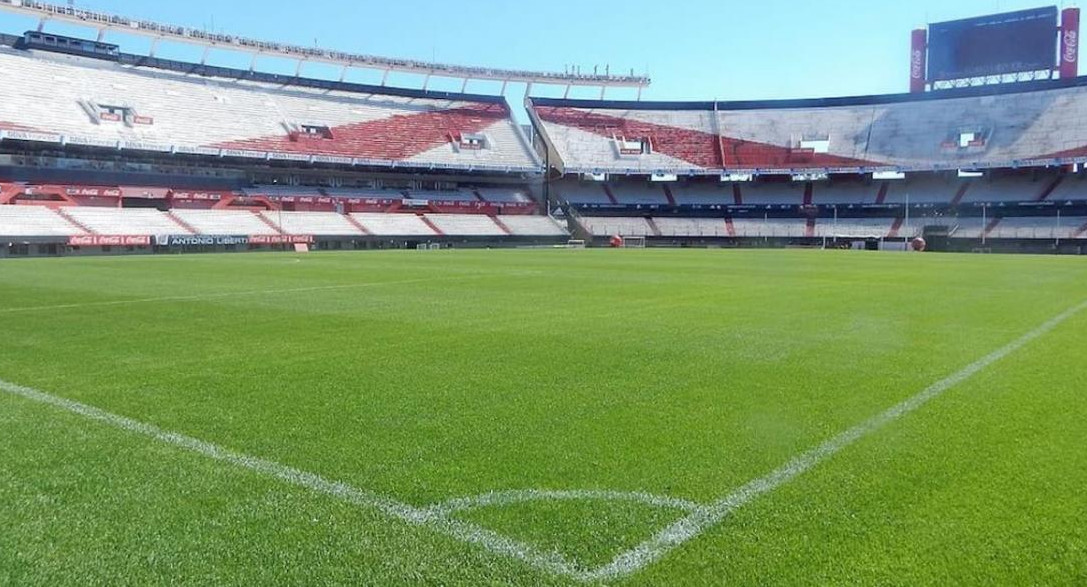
[{"xmin": 152, "ymin": 235, "xmax": 316, "ymax": 246}]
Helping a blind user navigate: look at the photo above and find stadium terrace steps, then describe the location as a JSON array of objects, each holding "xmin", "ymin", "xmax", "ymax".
[
  {"xmin": 491, "ymin": 216, "xmax": 514, "ymax": 236},
  {"xmin": 578, "ymin": 217, "xmax": 654, "ymax": 237},
  {"xmin": 171, "ymin": 209, "xmax": 282, "ymax": 236},
  {"xmin": 343, "ymin": 214, "xmax": 373, "ymax": 236},
  {"xmin": 654, "ymin": 217, "xmax": 730, "ymax": 238},
  {"xmin": 530, "ymin": 85, "xmax": 1087, "ymax": 173},
  {"xmin": 645, "ymin": 218, "xmax": 663, "ymax": 237},
  {"xmin": 497, "ymin": 215, "xmax": 569, "ymax": 236},
  {"xmin": 52, "ymin": 207, "xmax": 94, "ymax": 235},
  {"xmin": 0, "ymin": 205, "xmax": 84, "ymax": 236},
  {"xmin": 165, "ymin": 211, "xmax": 199, "ymax": 235},
  {"xmin": 260, "ymin": 211, "xmax": 364, "ymax": 236},
  {"xmin": 350, "ymin": 213, "xmax": 439, "ymax": 237},
  {"xmin": 424, "ymin": 214, "xmax": 506, "ymax": 237},
  {"xmin": 0, "ymin": 49, "xmax": 538, "ymax": 170},
  {"xmin": 62, "ymin": 207, "xmax": 188, "ymax": 236},
  {"xmin": 815, "ymin": 218, "xmax": 897, "ymax": 238},
  {"xmin": 889, "ymin": 217, "xmax": 905, "ymax": 238}
]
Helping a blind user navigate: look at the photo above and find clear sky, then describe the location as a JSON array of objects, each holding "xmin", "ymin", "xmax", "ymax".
[{"xmin": 0, "ymin": 0, "xmax": 1075, "ymax": 104}]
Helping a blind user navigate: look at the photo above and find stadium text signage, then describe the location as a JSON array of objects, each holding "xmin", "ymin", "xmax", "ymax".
[
  {"xmin": 152, "ymin": 234, "xmax": 316, "ymax": 247},
  {"xmin": 156, "ymin": 235, "xmax": 249, "ymax": 247}
]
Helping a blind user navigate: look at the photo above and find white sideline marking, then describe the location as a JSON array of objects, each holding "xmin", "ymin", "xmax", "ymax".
[
  {"xmin": 0, "ymin": 272, "xmax": 525, "ymax": 315},
  {"xmin": 1, "ymin": 299, "xmax": 1083, "ymax": 582},
  {"xmin": 581, "ymin": 299, "xmax": 1087, "ymax": 581},
  {"xmin": 0, "ymin": 379, "xmax": 582, "ymax": 578}
]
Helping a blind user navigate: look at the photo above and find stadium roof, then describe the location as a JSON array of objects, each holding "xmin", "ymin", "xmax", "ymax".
[{"xmin": 0, "ymin": 0, "xmax": 651, "ymax": 89}]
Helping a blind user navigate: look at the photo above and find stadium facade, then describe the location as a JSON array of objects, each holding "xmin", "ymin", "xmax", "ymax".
[{"xmin": 1, "ymin": 4, "xmax": 1087, "ymax": 256}]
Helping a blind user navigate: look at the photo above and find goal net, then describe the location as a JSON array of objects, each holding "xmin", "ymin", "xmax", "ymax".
[{"xmin": 622, "ymin": 236, "xmax": 647, "ymax": 248}]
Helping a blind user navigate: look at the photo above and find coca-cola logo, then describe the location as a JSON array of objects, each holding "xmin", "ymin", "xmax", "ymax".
[
  {"xmin": 911, "ymin": 49, "xmax": 924, "ymax": 79},
  {"xmin": 1064, "ymin": 30, "xmax": 1079, "ymax": 63}
]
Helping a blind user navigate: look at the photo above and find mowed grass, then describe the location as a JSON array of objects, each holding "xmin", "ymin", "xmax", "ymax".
[{"xmin": 0, "ymin": 248, "xmax": 1085, "ymax": 585}]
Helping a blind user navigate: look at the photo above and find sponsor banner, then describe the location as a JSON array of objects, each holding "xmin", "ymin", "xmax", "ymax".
[
  {"xmin": 910, "ymin": 29, "xmax": 928, "ymax": 92},
  {"xmin": 62, "ymin": 186, "xmax": 123, "ymax": 197},
  {"xmin": 173, "ymin": 145, "xmax": 223, "ymax": 157},
  {"xmin": 248, "ymin": 235, "xmax": 315, "ymax": 245},
  {"xmin": 132, "ymin": 115, "xmax": 155, "ymax": 125},
  {"xmin": 220, "ymin": 148, "xmax": 267, "ymax": 159},
  {"xmin": 169, "ymin": 191, "xmax": 228, "ymax": 201},
  {"xmin": 1061, "ymin": 8, "xmax": 1081, "ymax": 79},
  {"xmin": 312, "ymin": 155, "xmax": 354, "ymax": 165},
  {"xmin": 67, "ymin": 136, "xmax": 119, "ymax": 148},
  {"xmin": 1, "ymin": 130, "xmax": 63, "ymax": 144},
  {"xmin": 68, "ymin": 235, "xmax": 151, "ymax": 246},
  {"xmin": 269, "ymin": 152, "xmax": 312, "ymax": 162},
  {"xmin": 119, "ymin": 140, "xmax": 172, "ymax": 153},
  {"xmin": 156, "ymin": 234, "xmax": 249, "ymax": 247}
]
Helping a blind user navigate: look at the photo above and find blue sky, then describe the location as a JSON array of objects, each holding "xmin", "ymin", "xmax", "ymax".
[{"xmin": 0, "ymin": 0, "xmax": 1075, "ymax": 103}]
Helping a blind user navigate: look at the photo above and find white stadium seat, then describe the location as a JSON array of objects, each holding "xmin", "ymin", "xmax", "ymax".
[
  {"xmin": 350, "ymin": 213, "xmax": 437, "ymax": 236},
  {"xmin": 171, "ymin": 209, "xmax": 281, "ymax": 235},
  {"xmin": 0, "ymin": 205, "xmax": 82, "ymax": 236},
  {"xmin": 498, "ymin": 215, "xmax": 569, "ymax": 236}
]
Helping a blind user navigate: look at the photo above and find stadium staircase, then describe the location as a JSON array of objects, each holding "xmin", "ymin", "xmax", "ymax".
[
  {"xmin": 949, "ymin": 183, "xmax": 972, "ymax": 206},
  {"xmin": 419, "ymin": 215, "xmax": 446, "ymax": 236},
  {"xmin": 1076, "ymin": 219, "xmax": 1087, "ymax": 238},
  {"xmin": 662, "ymin": 185, "xmax": 677, "ymax": 206},
  {"xmin": 165, "ymin": 211, "xmax": 199, "ymax": 235},
  {"xmin": 888, "ymin": 217, "xmax": 905, "ymax": 238},
  {"xmin": 54, "ymin": 207, "xmax": 94, "ymax": 235},
  {"xmin": 645, "ymin": 217, "xmax": 663, "ymax": 237},
  {"xmin": 602, "ymin": 185, "xmax": 620, "ymax": 205},
  {"xmin": 255, "ymin": 212, "xmax": 285, "ymax": 235},
  {"xmin": 343, "ymin": 214, "xmax": 373, "ymax": 235},
  {"xmin": 491, "ymin": 216, "xmax": 514, "ymax": 236},
  {"xmin": 1036, "ymin": 176, "xmax": 1065, "ymax": 202}
]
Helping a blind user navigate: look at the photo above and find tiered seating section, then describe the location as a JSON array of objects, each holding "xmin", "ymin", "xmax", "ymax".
[
  {"xmin": 557, "ymin": 175, "xmax": 1087, "ymax": 207},
  {"xmin": 575, "ymin": 216, "xmax": 1086, "ymax": 240},
  {"xmin": 530, "ymin": 83, "xmax": 1087, "ymax": 173},
  {"xmin": 0, "ymin": 206, "xmax": 569, "ymax": 239},
  {"xmin": 0, "ymin": 47, "xmax": 539, "ymax": 171}
]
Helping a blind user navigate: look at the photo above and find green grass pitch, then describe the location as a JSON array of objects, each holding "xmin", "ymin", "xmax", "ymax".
[{"xmin": 1, "ymin": 249, "xmax": 1086, "ymax": 585}]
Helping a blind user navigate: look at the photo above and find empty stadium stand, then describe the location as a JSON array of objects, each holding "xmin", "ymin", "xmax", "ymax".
[
  {"xmin": 0, "ymin": 46, "xmax": 540, "ymax": 172},
  {"xmin": 350, "ymin": 213, "xmax": 438, "ymax": 237},
  {"xmin": 529, "ymin": 80, "xmax": 1087, "ymax": 174},
  {"xmin": 498, "ymin": 215, "xmax": 569, "ymax": 236},
  {"xmin": 0, "ymin": 205, "xmax": 81, "ymax": 236},
  {"xmin": 171, "ymin": 209, "xmax": 282, "ymax": 236},
  {"xmin": 425, "ymin": 214, "xmax": 506, "ymax": 236}
]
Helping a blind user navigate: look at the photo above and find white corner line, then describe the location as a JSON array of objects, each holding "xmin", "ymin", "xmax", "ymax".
[
  {"xmin": 2, "ymin": 299, "xmax": 1083, "ymax": 582},
  {"xmin": 582, "ymin": 299, "xmax": 1087, "ymax": 581},
  {"xmin": 0, "ymin": 378, "xmax": 583, "ymax": 578}
]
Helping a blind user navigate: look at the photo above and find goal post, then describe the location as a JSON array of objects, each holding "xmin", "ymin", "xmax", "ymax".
[{"xmin": 622, "ymin": 236, "xmax": 647, "ymax": 248}]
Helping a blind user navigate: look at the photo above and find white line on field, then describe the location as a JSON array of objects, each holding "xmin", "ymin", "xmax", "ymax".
[
  {"xmin": 0, "ymin": 272, "xmax": 535, "ymax": 314},
  {"xmin": 426, "ymin": 489, "xmax": 702, "ymax": 517},
  {"xmin": 581, "ymin": 299, "xmax": 1087, "ymax": 582},
  {"xmin": 1, "ymin": 299, "xmax": 1082, "ymax": 582},
  {"xmin": 0, "ymin": 378, "xmax": 583, "ymax": 578}
]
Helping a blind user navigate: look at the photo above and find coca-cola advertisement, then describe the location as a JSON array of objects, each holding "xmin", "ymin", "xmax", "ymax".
[{"xmin": 67, "ymin": 235, "xmax": 151, "ymax": 246}]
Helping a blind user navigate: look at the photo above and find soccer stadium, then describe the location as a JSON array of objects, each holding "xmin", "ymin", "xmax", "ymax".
[{"xmin": 2, "ymin": 1, "xmax": 1086, "ymax": 584}]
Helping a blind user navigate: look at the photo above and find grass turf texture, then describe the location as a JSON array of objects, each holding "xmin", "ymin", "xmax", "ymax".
[{"xmin": 0, "ymin": 249, "xmax": 1085, "ymax": 585}]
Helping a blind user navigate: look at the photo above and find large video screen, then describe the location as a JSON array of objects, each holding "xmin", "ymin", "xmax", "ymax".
[{"xmin": 928, "ymin": 7, "xmax": 1059, "ymax": 81}]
